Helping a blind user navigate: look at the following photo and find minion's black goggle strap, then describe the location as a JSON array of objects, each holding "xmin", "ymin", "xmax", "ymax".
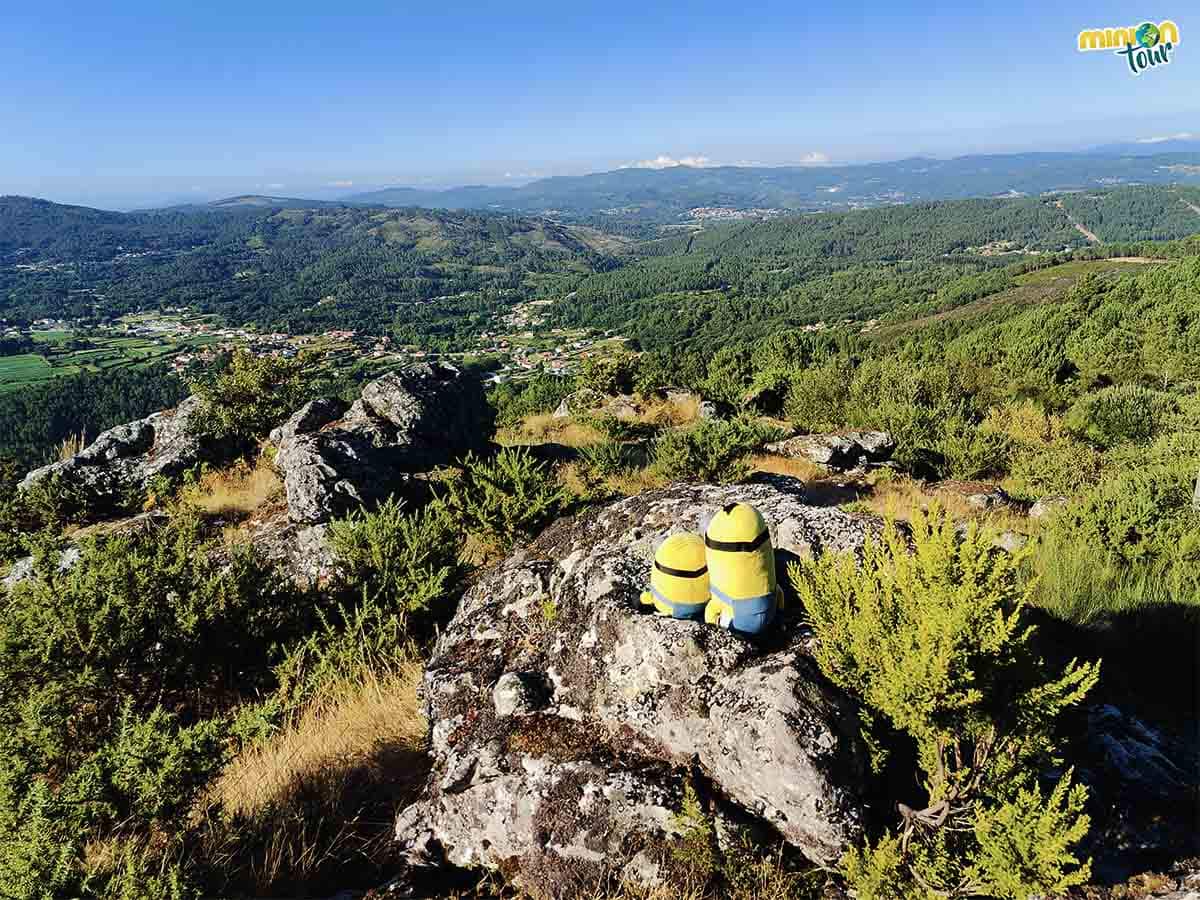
[
  {"xmin": 654, "ymin": 560, "xmax": 708, "ymax": 578},
  {"xmin": 704, "ymin": 530, "xmax": 769, "ymax": 553}
]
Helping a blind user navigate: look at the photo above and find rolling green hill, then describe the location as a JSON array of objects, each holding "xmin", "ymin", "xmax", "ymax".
[{"xmin": 0, "ymin": 200, "xmax": 614, "ymax": 337}]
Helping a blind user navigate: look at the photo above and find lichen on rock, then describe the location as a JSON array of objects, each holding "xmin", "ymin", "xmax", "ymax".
[{"xmin": 396, "ymin": 476, "xmax": 880, "ymax": 897}]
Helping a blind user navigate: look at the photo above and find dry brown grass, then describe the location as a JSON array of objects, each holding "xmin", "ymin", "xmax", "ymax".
[
  {"xmin": 850, "ymin": 475, "xmax": 1035, "ymax": 534},
  {"xmin": 749, "ymin": 453, "xmax": 823, "ymax": 482},
  {"xmin": 57, "ymin": 430, "xmax": 87, "ymax": 461},
  {"xmin": 498, "ymin": 413, "xmax": 606, "ymax": 448},
  {"xmin": 606, "ymin": 466, "xmax": 668, "ymax": 496},
  {"xmin": 640, "ymin": 395, "xmax": 701, "ymax": 427},
  {"xmin": 183, "ymin": 459, "xmax": 283, "ymax": 519},
  {"xmin": 201, "ymin": 658, "xmax": 428, "ymax": 893}
]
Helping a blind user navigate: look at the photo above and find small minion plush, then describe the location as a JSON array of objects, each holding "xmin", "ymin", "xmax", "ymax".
[
  {"xmin": 640, "ymin": 532, "xmax": 709, "ymax": 621},
  {"xmin": 703, "ymin": 502, "xmax": 783, "ymax": 635}
]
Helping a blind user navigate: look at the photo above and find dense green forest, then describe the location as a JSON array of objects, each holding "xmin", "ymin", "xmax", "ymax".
[
  {"xmin": 548, "ymin": 190, "xmax": 1200, "ymax": 349},
  {"xmin": 0, "ymin": 364, "xmax": 186, "ymax": 468},
  {"xmin": 5, "ymin": 186, "xmax": 1200, "ymax": 349},
  {"xmin": 0, "ymin": 199, "xmax": 611, "ymax": 333}
]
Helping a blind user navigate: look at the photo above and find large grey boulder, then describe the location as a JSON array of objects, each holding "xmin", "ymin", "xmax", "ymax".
[
  {"xmin": 18, "ymin": 396, "xmax": 212, "ymax": 515},
  {"xmin": 396, "ymin": 477, "xmax": 878, "ymax": 897},
  {"xmin": 273, "ymin": 363, "xmax": 492, "ymax": 524},
  {"xmin": 765, "ymin": 430, "xmax": 894, "ymax": 471}
]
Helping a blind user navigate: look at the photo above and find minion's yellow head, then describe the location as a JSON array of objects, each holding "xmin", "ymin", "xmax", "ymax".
[
  {"xmin": 705, "ymin": 502, "xmax": 768, "ymax": 548},
  {"xmin": 642, "ymin": 532, "xmax": 709, "ymax": 619}
]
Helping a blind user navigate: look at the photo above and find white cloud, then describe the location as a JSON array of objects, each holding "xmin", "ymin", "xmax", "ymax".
[
  {"xmin": 326, "ymin": 179, "xmax": 354, "ymax": 188},
  {"xmin": 795, "ymin": 151, "xmax": 831, "ymax": 165},
  {"xmin": 621, "ymin": 154, "xmax": 716, "ymax": 170},
  {"xmin": 267, "ymin": 183, "xmax": 285, "ymax": 190},
  {"xmin": 1135, "ymin": 132, "xmax": 1195, "ymax": 144}
]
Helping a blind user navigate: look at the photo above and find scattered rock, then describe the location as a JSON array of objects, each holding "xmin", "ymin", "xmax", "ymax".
[
  {"xmin": 932, "ymin": 480, "xmax": 1011, "ymax": 510},
  {"xmin": 697, "ymin": 399, "xmax": 722, "ymax": 420},
  {"xmin": 1029, "ymin": 496, "xmax": 1068, "ymax": 519},
  {"xmin": 993, "ymin": 530, "xmax": 1028, "ymax": 553},
  {"xmin": 765, "ymin": 430, "xmax": 895, "ymax": 471},
  {"xmin": 1079, "ymin": 704, "xmax": 1200, "ymax": 884},
  {"xmin": 396, "ymin": 477, "xmax": 878, "ymax": 897},
  {"xmin": 268, "ymin": 397, "xmax": 347, "ymax": 445},
  {"xmin": 552, "ymin": 387, "xmax": 605, "ymax": 419}
]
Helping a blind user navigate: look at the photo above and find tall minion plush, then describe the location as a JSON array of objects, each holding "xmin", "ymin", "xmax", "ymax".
[
  {"xmin": 640, "ymin": 532, "xmax": 709, "ymax": 621},
  {"xmin": 704, "ymin": 502, "xmax": 783, "ymax": 635}
]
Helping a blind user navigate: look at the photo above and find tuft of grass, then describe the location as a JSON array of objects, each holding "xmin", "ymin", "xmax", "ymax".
[
  {"xmin": 497, "ymin": 412, "xmax": 606, "ymax": 448},
  {"xmin": 749, "ymin": 453, "xmax": 823, "ymax": 482},
  {"xmin": 57, "ymin": 430, "xmax": 87, "ymax": 461},
  {"xmin": 1028, "ymin": 532, "xmax": 1199, "ymax": 625},
  {"xmin": 201, "ymin": 658, "xmax": 427, "ymax": 894},
  {"xmin": 182, "ymin": 460, "xmax": 283, "ymax": 519},
  {"xmin": 641, "ymin": 394, "xmax": 701, "ymax": 427}
]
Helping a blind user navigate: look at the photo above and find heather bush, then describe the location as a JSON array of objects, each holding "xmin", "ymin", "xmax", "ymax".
[
  {"xmin": 1064, "ymin": 383, "xmax": 1177, "ymax": 449},
  {"xmin": 791, "ymin": 508, "xmax": 1098, "ymax": 898},
  {"xmin": 442, "ymin": 447, "xmax": 567, "ymax": 549},
  {"xmin": 189, "ymin": 349, "xmax": 308, "ymax": 445},
  {"xmin": 327, "ymin": 497, "xmax": 464, "ymax": 624},
  {"xmin": 0, "ymin": 510, "xmax": 303, "ymax": 899},
  {"xmin": 782, "ymin": 358, "xmax": 853, "ymax": 431},
  {"xmin": 580, "ymin": 348, "xmax": 638, "ymax": 396},
  {"xmin": 651, "ymin": 417, "xmax": 778, "ymax": 484}
]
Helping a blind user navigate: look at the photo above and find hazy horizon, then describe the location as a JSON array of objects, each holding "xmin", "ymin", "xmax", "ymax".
[{"xmin": 4, "ymin": 1, "xmax": 1196, "ymax": 209}]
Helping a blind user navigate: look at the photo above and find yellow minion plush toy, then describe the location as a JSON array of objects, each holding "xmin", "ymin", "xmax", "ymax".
[
  {"xmin": 640, "ymin": 532, "xmax": 709, "ymax": 621},
  {"xmin": 704, "ymin": 502, "xmax": 783, "ymax": 635}
]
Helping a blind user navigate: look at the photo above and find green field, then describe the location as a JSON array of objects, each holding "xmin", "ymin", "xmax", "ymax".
[
  {"xmin": 0, "ymin": 335, "xmax": 192, "ymax": 393},
  {"xmin": 0, "ymin": 354, "xmax": 52, "ymax": 385}
]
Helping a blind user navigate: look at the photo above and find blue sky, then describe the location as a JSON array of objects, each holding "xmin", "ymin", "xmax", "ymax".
[{"xmin": 1, "ymin": 0, "xmax": 1195, "ymax": 208}]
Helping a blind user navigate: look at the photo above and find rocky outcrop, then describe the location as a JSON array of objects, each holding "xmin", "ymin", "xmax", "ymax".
[
  {"xmin": 273, "ymin": 363, "xmax": 492, "ymax": 524},
  {"xmin": 1029, "ymin": 496, "xmax": 1069, "ymax": 519},
  {"xmin": 765, "ymin": 431, "xmax": 894, "ymax": 471},
  {"xmin": 396, "ymin": 477, "xmax": 878, "ymax": 897},
  {"xmin": 18, "ymin": 396, "xmax": 214, "ymax": 515}
]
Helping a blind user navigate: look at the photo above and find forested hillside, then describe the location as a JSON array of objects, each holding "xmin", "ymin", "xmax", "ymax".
[
  {"xmin": 5, "ymin": 187, "xmax": 1200, "ymax": 347},
  {"xmin": 549, "ymin": 190, "xmax": 1200, "ymax": 349},
  {"xmin": 0, "ymin": 199, "xmax": 612, "ymax": 333}
]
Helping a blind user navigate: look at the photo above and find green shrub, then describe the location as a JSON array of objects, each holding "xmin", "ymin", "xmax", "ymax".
[
  {"xmin": 1050, "ymin": 465, "xmax": 1198, "ymax": 568},
  {"xmin": 651, "ymin": 418, "xmax": 777, "ymax": 484},
  {"xmin": 580, "ymin": 412, "xmax": 657, "ymax": 442},
  {"xmin": 441, "ymin": 447, "xmax": 567, "ymax": 549},
  {"xmin": 938, "ymin": 415, "xmax": 1012, "ymax": 480},
  {"xmin": 578, "ymin": 440, "xmax": 631, "ymax": 478},
  {"xmin": 1064, "ymin": 384, "xmax": 1177, "ymax": 449},
  {"xmin": 579, "ymin": 349, "xmax": 637, "ymax": 396},
  {"xmin": 327, "ymin": 497, "xmax": 464, "ymax": 623},
  {"xmin": 189, "ymin": 349, "xmax": 308, "ymax": 445},
  {"xmin": 791, "ymin": 508, "xmax": 1098, "ymax": 899},
  {"xmin": 782, "ymin": 359, "xmax": 852, "ymax": 431},
  {"xmin": 844, "ymin": 359, "xmax": 980, "ymax": 475},
  {"xmin": 272, "ymin": 590, "xmax": 410, "ymax": 710},
  {"xmin": 1003, "ymin": 439, "xmax": 1104, "ymax": 501}
]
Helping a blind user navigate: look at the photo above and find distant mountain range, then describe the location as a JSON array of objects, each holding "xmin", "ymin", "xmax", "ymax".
[{"xmin": 339, "ymin": 148, "xmax": 1200, "ymax": 227}]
